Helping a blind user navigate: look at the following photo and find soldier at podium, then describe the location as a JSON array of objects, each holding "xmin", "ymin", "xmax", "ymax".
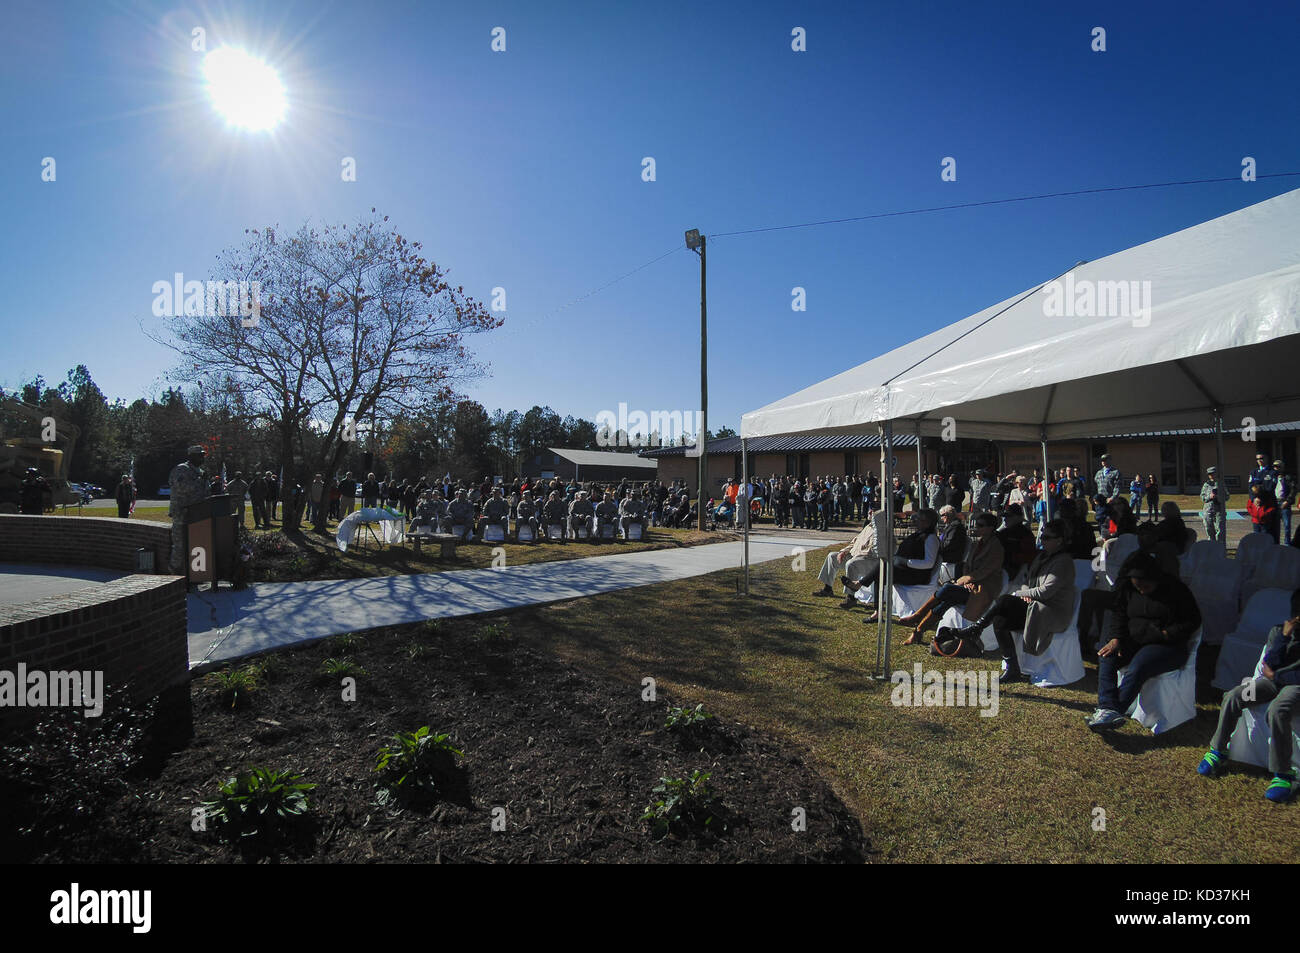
[{"xmin": 168, "ymin": 445, "xmax": 209, "ymax": 573}]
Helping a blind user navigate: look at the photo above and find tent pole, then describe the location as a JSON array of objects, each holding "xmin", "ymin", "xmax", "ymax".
[
  {"xmin": 1041, "ymin": 434, "xmax": 1051, "ymax": 529},
  {"xmin": 1214, "ymin": 409, "xmax": 1227, "ymax": 554},
  {"xmin": 915, "ymin": 423, "xmax": 923, "ymax": 514},
  {"xmin": 742, "ymin": 436, "xmax": 749, "ymax": 595},
  {"xmin": 876, "ymin": 421, "xmax": 895, "ymax": 678}
]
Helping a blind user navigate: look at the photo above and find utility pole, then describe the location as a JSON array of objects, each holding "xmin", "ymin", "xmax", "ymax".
[{"xmin": 686, "ymin": 228, "xmax": 707, "ymax": 530}]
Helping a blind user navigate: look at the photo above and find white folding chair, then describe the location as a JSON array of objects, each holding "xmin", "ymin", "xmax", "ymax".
[
  {"xmin": 1227, "ymin": 641, "xmax": 1300, "ymax": 773},
  {"xmin": 1237, "ymin": 532, "xmax": 1277, "ymax": 600},
  {"xmin": 1123, "ymin": 628, "xmax": 1202, "ymax": 734},
  {"xmin": 1240, "ymin": 546, "xmax": 1300, "ymax": 610},
  {"xmin": 1213, "ymin": 588, "xmax": 1294, "ymax": 690},
  {"xmin": 1099, "ymin": 534, "xmax": 1140, "ymax": 591},
  {"xmin": 1190, "ymin": 571, "xmax": 1241, "ymax": 646},
  {"xmin": 1180, "ymin": 539, "xmax": 1228, "ymax": 581},
  {"xmin": 1009, "ymin": 564, "xmax": 1089, "ymax": 687}
]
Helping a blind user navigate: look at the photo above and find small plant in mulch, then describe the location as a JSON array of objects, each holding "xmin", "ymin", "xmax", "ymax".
[
  {"xmin": 201, "ymin": 767, "xmax": 316, "ymax": 848},
  {"xmin": 641, "ymin": 769, "xmax": 729, "ymax": 839},
  {"xmin": 249, "ymin": 653, "xmax": 286, "ymax": 683},
  {"xmin": 328, "ymin": 632, "xmax": 363, "ymax": 653},
  {"xmin": 476, "ymin": 620, "xmax": 512, "ymax": 642},
  {"xmin": 406, "ymin": 639, "xmax": 432, "ymax": 660},
  {"xmin": 254, "ymin": 532, "xmax": 292, "ymax": 557},
  {"xmin": 211, "ymin": 665, "xmax": 260, "ymax": 709},
  {"xmin": 664, "ymin": 703, "xmax": 714, "ymax": 731},
  {"xmin": 663, "ymin": 703, "xmax": 731, "ymax": 752},
  {"xmin": 318, "ymin": 657, "xmax": 366, "ymax": 680},
  {"xmin": 373, "ymin": 726, "xmax": 463, "ymax": 809}
]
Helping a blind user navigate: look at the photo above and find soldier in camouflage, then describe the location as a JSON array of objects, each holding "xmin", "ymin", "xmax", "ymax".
[
  {"xmin": 168, "ymin": 445, "xmax": 209, "ymax": 574},
  {"xmin": 446, "ymin": 489, "xmax": 477, "ymax": 539},
  {"xmin": 542, "ymin": 490, "xmax": 569, "ymax": 541},
  {"xmin": 477, "ymin": 487, "xmax": 511, "ymax": 539},
  {"xmin": 515, "ymin": 490, "xmax": 539, "ymax": 541},
  {"xmin": 619, "ymin": 489, "xmax": 647, "ymax": 540},
  {"xmin": 569, "ymin": 490, "xmax": 596, "ymax": 539},
  {"xmin": 595, "ymin": 490, "xmax": 620, "ymax": 540}
]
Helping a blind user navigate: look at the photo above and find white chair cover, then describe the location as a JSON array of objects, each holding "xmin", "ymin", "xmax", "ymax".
[
  {"xmin": 1237, "ymin": 531, "xmax": 1277, "ymax": 584},
  {"xmin": 1099, "ymin": 534, "xmax": 1140, "ymax": 590},
  {"xmin": 484, "ymin": 523, "xmax": 506, "ymax": 543},
  {"xmin": 546, "ymin": 524, "xmax": 564, "ymax": 540},
  {"xmin": 1189, "ymin": 572, "xmax": 1241, "ymax": 646},
  {"xmin": 1124, "ymin": 628, "xmax": 1202, "ymax": 734},
  {"xmin": 1228, "ymin": 641, "xmax": 1300, "ymax": 773},
  {"xmin": 626, "ymin": 522, "xmax": 644, "ymax": 541},
  {"xmin": 1213, "ymin": 588, "xmax": 1294, "ymax": 690},
  {"xmin": 1180, "ymin": 539, "xmax": 1229, "ymax": 581},
  {"xmin": 450, "ymin": 524, "xmax": 468, "ymax": 540},
  {"xmin": 518, "ymin": 523, "xmax": 535, "ymax": 542},
  {"xmin": 1011, "ymin": 583, "xmax": 1086, "ymax": 687},
  {"xmin": 853, "ymin": 562, "xmax": 940, "ymax": 617},
  {"xmin": 1240, "ymin": 545, "xmax": 1300, "ymax": 610},
  {"xmin": 940, "ymin": 571, "xmax": 1009, "ymax": 654},
  {"xmin": 599, "ymin": 523, "xmax": 616, "ymax": 539}
]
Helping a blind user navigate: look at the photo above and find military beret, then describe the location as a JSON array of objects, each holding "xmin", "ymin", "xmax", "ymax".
[{"xmin": 188, "ymin": 445, "xmax": 206, "ymax": 454}]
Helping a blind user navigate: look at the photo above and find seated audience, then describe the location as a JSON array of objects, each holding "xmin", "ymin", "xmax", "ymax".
[
  {"xmin": 1085, "ymin": 553, "xmax": 1200, "ymax": 730},
  {"xmin": 813, "ymin": 507, "xmax": 889, "ymax": 605},
  {"xmin": 967, "ymin": 519, "xmax": 1076, "ymax": 684},
  {"xmin": 842, "ymin": 509, "xmax": 940, "ymax": 624},
  {"xmin": 898, "ymin": 511, "xmax": 1005, "ymax": 641},
  {"xmin": 619, "ymin": 490, "xmax": 647, "ymax": 538},
  {"xmin": 595, "ymin": 490, "xmax": 620, "ymax": 538},
  {"xmin": 569, "ymin": 490, "xmax": 596, "ymax": 539}
]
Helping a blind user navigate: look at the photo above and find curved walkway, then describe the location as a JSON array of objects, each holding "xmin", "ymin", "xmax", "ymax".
[{"xmin": 188, "ymin": 533, "xmax": 829, "ymax": 669}]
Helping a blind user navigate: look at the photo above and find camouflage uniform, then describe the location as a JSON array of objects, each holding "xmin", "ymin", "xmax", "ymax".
[
  {"xmin": 1201, "ymin": 477, "xmax": 1228, "ymax": 543},
  {"xmin": 447, "ymin": 497, "xmax": 477, "ymax": 536},
  {"xmin": 516, "ymin": 496, "xmax": 539, "ymax": 539},
  {"xmin": 478, "ymin": 495, "xmax": 510, "ymax": 537},
  {"xmin": 168, "ymin": 459, "xmax": 208, "ymax": 573},
  {"xmin": 595, "ymin": 498, "xmax": 620, "ymax": 538},
  {"xmin": 542, "ymin": 496, "xmax": 569, "ymax": 538},
  {"xmin": 619, "ymin": 495, "xmax": 646, "ymax": 539},
  {"xmin": 569, "ymin": 495, "xmax": 595, "ymax": 537}
]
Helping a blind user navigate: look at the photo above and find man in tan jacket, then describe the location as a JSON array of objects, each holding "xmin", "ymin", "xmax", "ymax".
[{"xmin": 813, "ymin": 508, "xmax": 889, "ymax": 605}]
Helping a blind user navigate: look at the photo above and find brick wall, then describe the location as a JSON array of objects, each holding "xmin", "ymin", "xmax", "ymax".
[
  {"xmin": 0, "ymin": 574, "xmax": 189, "ymax": 730},
  {"xmin": 0, "ymin": 513, "xmax": 172, "ymax": 572}
]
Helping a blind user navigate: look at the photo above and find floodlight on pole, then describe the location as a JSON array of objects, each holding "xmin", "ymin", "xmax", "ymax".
[{"xmin": 686, "ymin": 228, "xmax": 707, "ymax": 530}]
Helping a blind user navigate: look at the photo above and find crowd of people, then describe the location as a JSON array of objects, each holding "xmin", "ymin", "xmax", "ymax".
[{"xmin": 802, "ymin": 454, "xmax": 1300, "ymax": 802}]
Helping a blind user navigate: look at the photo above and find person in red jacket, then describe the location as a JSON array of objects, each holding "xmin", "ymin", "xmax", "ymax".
[{"xmin": 1249, "ymin": 488, "xmax": 1281, "ymax": 543}]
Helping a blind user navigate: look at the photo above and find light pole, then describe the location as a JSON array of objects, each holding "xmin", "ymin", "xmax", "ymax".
[{"xmin": 686, "ymin": 228, "xmax": 707, "ymax": 530}]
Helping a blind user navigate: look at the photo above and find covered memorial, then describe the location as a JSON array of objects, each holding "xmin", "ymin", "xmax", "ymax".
[{"xmin": 739, "ymin": 188, "xmax": 1300, "ymax": 673}]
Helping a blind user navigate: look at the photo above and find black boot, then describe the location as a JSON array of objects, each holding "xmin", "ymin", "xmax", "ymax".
[{"xmin": 995, "ymin": 628, "xmax": 1027, "ymax": 684}]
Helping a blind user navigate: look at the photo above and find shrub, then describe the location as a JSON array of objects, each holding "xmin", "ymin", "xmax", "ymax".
[
  {"xmin": 202, "ymin": 768, "xmax": 316, "ymax": 843},
  {"xmin": 374, "ymin": 726, "xmax": 462, "ymax": 807},
  {"xmin": 641, "ymin": 770, "xmax": 725, "ymax": 838}
]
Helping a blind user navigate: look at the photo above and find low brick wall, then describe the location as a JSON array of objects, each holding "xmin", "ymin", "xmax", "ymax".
[
  {"xmin": 0, "ymin": 513, "xmax": 172, "ymax": 572},
  {"xmin": 0, "ymin": 574, "xmax": 189, "ymax": 731}
]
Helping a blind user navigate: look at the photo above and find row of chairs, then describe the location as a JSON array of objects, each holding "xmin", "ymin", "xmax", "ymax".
[{"xmin": 416, "ymin": 519, "xmax": 646, "ymax": 544}]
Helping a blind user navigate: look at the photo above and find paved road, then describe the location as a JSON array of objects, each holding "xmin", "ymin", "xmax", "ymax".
[{"xmin": 187, "ymin": 532, "xmax": 829, "ymax": 670}]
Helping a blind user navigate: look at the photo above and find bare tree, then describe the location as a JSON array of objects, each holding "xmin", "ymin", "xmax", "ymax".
[{"xmin": 155, "ymin": 211, "xmax": 501, "ymax": 531}]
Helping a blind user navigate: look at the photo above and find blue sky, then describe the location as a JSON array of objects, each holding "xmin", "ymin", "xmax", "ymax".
[{"xmin": 2, "ymin": 0, "xmax": 1298, "ymax": 432}]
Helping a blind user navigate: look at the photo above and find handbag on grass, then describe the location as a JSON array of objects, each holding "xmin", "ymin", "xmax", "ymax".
[{"xmin": 930, "ymin": 625, "xmax": 983, "ymax": 659}]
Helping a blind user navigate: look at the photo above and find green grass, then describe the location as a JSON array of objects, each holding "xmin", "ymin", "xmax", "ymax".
[{"xmin": 504, "ymin": 542, "xmax": 1297, "ymax": 863}]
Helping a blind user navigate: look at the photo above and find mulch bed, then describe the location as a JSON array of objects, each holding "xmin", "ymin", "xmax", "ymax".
[{"xmin": 1, "ymin": 616, "xmax": 868, "ymax": 863}]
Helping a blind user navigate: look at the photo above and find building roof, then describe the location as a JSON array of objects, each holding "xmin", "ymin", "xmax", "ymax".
[
  {"xmin": 638, "ymin": 433, "xmax": 920, "ymax": 458},
  {"xmin": 1091, "ymin": 421, "xmax": 1300, "ymax": 440},
  {"xmin": 547, "ymin": 448, "xmax": 658, "ymax": 469}
]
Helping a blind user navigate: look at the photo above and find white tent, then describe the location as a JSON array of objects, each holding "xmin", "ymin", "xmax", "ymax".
[
  {"xmin": 738, "ymin": 188, "xmax": 1300, "ymax": 672},
  {"xmin": 743, "ymin": 188, "xmax": 1300, "ymax": 442}
]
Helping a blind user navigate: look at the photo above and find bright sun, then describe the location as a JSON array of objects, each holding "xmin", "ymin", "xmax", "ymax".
[{"xmin": 202, "ymin": 47, "xmax": 286, "ymax": 131}]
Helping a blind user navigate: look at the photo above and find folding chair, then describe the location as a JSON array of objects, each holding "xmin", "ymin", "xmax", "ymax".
[
  {"xmin": 1213, "ymin": 588, "xmax": 1294, "ymax": 690},
  {"xmin": 1123, "ymin": 628, "xmax": 1202, "ymax": 734},
  {"xmin": 1227, "ymin": 641, "xmax": 1300, "ymax": 773}
]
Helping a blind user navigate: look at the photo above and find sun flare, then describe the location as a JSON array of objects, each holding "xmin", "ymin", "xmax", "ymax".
[{"xmin": 202, "ymin": 46, "xmax": 286, "ymax": 131}]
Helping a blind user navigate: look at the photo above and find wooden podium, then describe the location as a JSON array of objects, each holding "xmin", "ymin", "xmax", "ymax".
[{"xmin": 185, "ymin": 494, "xmax": 235, "ymax": 585}]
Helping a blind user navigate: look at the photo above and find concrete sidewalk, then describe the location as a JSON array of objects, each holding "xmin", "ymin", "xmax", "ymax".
[{"xmin": 188, "ymin": 533, "xmax": 830, "ymax": 669}]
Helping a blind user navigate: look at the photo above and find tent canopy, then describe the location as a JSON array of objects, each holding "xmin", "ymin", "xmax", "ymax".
[{"xmin": 742, "ymin": 189, "xmax": 1300, "ymax": 442}]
